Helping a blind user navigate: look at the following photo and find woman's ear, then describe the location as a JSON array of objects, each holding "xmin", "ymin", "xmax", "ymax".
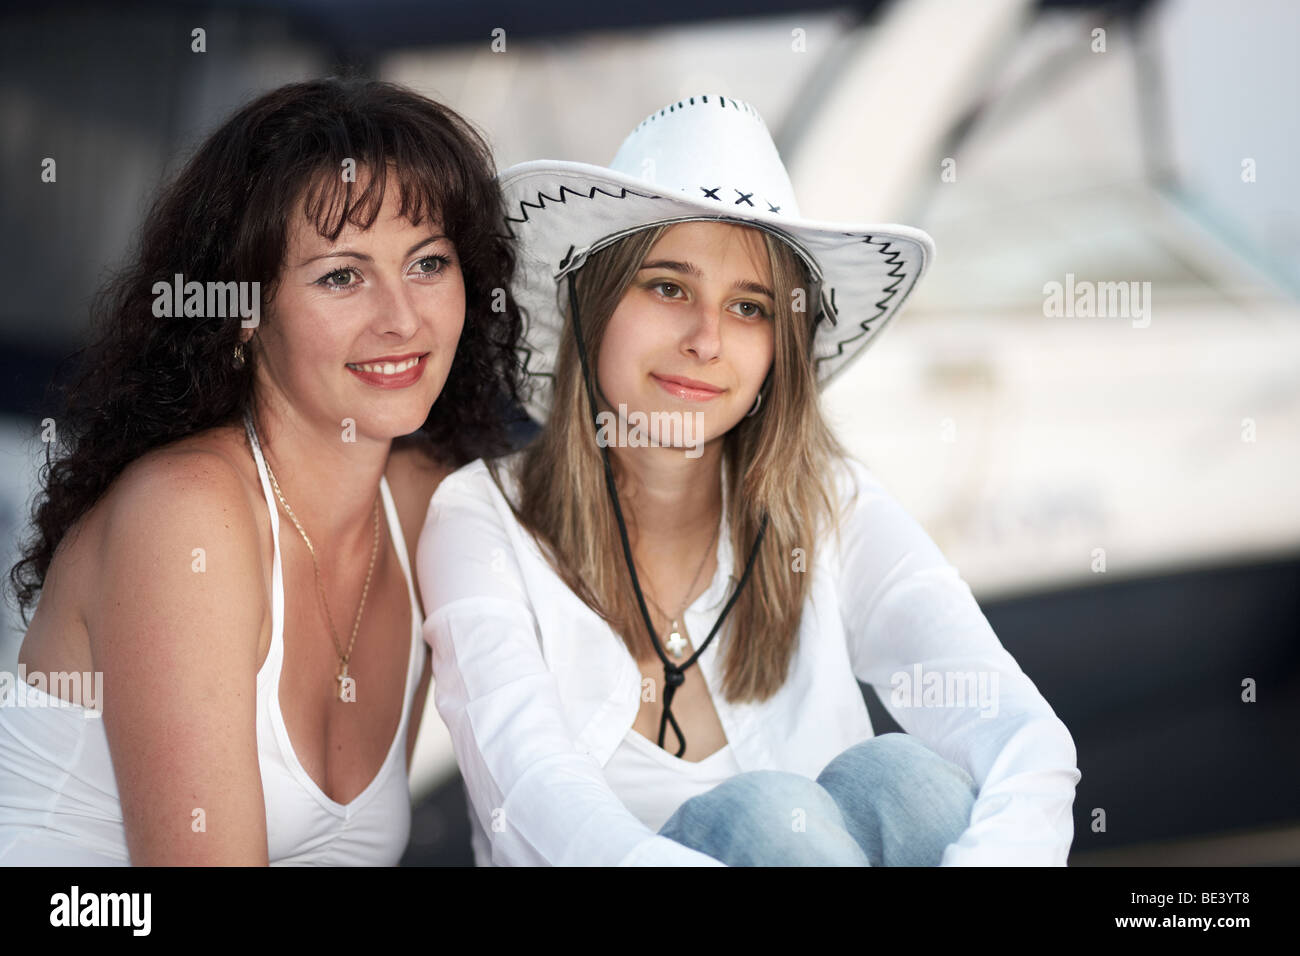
[{"xmin": 240, "ymin": 300, "xmax": 268, "ymax": 345}]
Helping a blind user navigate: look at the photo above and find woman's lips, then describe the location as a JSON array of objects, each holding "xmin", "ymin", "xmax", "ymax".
[
  {"xmin": 345, "ymin": 353, "xmax": 428, "ymax": 389},
  {"xmin": 651, "ymin": 373, "xmax": 725, "ymax": 402}
]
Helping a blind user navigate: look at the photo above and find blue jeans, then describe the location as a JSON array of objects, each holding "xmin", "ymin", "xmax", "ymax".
[{"xmin": 657, "ymin": 733, "xmax": 978, "ymax": 865}]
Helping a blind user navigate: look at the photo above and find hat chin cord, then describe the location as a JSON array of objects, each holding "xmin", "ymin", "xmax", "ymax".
[{"xmin": 566, "ymin": 273, "xmax": 768, "ymax": 758}]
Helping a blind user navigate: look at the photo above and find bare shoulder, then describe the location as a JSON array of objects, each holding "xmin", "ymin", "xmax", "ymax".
[
  {"xmin": 99, "ymin": 426, "xmax": 262, "ymax": 546},
  {"xmin": 90, "ymin": 425, "xmax": 268, "ymax": 635}
]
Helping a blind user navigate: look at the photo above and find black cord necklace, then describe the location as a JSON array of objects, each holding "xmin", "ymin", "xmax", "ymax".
[{"xmin": 566, "ymin": 273, "xmax": 769, "ymax": 757}]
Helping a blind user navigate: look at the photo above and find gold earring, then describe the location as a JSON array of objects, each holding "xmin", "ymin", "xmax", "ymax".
[{"xmin": 232, "ymin": 341, "xmax": 246, "ymax": 370}]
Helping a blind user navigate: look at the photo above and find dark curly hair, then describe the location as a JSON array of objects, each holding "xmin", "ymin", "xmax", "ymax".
[{"xmin": 8, "ymin": 76, "xmax": 524, "ymax": 624}]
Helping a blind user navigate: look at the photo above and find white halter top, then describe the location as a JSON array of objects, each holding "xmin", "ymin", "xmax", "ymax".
[{"xmin": 0, "ymin": 416, "xmax": 425, "ymax": 865}]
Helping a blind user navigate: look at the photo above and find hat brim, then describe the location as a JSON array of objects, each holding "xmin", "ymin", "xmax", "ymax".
[{"xmin": 497, "ymin": 160, "xmax": 935, "ymax": 424}]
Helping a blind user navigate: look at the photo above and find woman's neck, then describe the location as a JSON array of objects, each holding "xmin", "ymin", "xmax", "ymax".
[
  {"xmin": 248, "ymin": 390, "xmax": 391, "ymax": 554},
  {"xmin": 612, "ymin": 439, "xmax": 725, "ymax": 550}
]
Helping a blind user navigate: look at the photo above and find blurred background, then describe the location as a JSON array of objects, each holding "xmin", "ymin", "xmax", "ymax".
[{"xmin": 1, "ymin": 0, "xmax": 1296, "ymax": 865}]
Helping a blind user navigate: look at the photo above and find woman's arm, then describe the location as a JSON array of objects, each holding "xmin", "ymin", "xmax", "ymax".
[
  {"xmin": 416, "ymin": 463, "xmax": 723, "ymax": 866},
  {"xmin": 834, "ymin": 457, "xmax": 1082, "ymax": 866},
  {"xmin": 92, "ymin": 450, "xmax": 270, "ymax": 865}
]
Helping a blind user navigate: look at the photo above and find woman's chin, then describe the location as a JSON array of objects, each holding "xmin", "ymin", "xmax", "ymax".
[{"xmin": 341, "ymin": 402, "xmax": 436, "ymax": 441}]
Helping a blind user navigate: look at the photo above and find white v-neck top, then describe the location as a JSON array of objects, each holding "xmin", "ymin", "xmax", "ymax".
[
  {"xmin": 0, "ymin": 417, "xmax": 425, "ymax": 866},
  {"xmin": 603, "ymin": 729, "xmax": 743, "ymax": 832},
  {"xmin": 418, "ymin": 451, "xmax": 1081, "ymax": 867}
]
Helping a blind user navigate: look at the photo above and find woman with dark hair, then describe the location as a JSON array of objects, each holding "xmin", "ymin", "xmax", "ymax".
[
  {"xmin": 419, "ymin": 95, "xmax": 1079, "ymax": 866},
  {"xmin": 0, "ymin": 77, "xmax": 523, "ymax": 865}
]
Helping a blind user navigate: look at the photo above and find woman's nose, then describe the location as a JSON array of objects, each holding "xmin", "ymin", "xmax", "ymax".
[
  {"xmin": 682, "ymin": 301, "xmax": 723, "ymax": 362},
  {"xmin": 372, "ymin": 274, "xmax": 422, "ymax": 338}
]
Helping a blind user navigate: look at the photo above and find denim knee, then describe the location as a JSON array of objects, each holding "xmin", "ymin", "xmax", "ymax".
[
  {"xmin": 660, "ymin": 770, "xmax": 869, "ymax": 866},
  {"xmin": 815, "ymin": 733, "xmax": 978, "ymax": 865},
  {"xmin": 818, "ymin": 733, "xmax": 977, "ymax": 797}
]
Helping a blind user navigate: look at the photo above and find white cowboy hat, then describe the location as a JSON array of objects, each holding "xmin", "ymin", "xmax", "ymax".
[{"xmin": 498, "ymin": 93, "xmax": 936, "ymax": 423}]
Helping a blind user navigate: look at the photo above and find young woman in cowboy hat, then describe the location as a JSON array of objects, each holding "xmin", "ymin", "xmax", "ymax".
[
  {"xmin": 0, "ymin": 78, "xmax": 524, "ymax": 865},
  {"xmin": 418, "ymin": 94, "xmax": 1080, "ymax": 866}
]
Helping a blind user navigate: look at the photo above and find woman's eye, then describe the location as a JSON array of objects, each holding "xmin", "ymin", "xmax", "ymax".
[
  {"xmin": 317, "ymin": 267, "xmax": 359, "ymax": 291},
  {"xmin": 316, "ymin": 254, "xmax": 453, "ymax": 293},
  {"xmin": 653, "ymin": 281, "xmax": 683, "ymax": 298},
  {"xmin": 734, "ymin": 301, "xmax": 771, "ymax": 319},
  {"xmin": 414, "ymin": 254, "xmax": 452, "ymax": 276}
]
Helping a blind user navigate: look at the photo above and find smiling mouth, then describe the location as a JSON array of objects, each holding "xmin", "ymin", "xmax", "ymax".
[
  {"xmin": 345, "ymin": 354, "xmax": 426, "ymax": 374},
  {"xmin": 651, "ymin": 373, "xmax": 726, "ymax": 402}
]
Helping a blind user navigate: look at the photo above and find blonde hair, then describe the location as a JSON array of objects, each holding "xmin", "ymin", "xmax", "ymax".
[{"xmin": 492, "ymin": 222, "xmax": 848, "ymax": 703}]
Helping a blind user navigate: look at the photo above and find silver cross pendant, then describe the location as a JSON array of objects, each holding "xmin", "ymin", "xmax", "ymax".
[{"xmin": 665, "ymin": 623, "xmax": 687, "ymax": 659}]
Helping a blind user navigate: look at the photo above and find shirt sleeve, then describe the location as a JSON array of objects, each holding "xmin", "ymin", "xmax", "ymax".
[
  {"xmin": 416, "ymin": 463, "xmax": 725, "ymax": 867},
  {"xmin": 834, "ymin": 458, "xmax": 1082, "ymax": 866}
]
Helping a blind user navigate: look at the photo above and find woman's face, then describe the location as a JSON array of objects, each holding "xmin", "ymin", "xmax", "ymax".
[
  {"xmin": 595, "ymin": 221, "xmax": 775, "ymax": 450},
  {"xmin": 250, "ymin": 174, "xmax": 464, "ymax": 443}
]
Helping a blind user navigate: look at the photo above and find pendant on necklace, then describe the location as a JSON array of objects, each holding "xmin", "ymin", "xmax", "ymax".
[
  {"xmin": 336, "ymin": 660, "xmax": 356, "ymax": 703},
  {"xmin": 665, "ymin": 622, "xmax": 687, "ymax": 659}
]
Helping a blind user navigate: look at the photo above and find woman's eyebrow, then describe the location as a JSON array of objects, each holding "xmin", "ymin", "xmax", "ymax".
[
  {"xmin": 638, "ymin": 259, "xmax": 774, "ymax": 299},
  {"xmin": 296, "ymin": 233, "xmax": 449, "ymax": 268},
  {"xmin": 640, "ymin": 258, "xmax": 702, "ymax": 278}
]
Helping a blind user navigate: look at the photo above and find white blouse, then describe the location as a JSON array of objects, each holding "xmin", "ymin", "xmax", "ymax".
[
  {"xmin": 604, "ymin": 728, "xmax": 744, "ymax": 833},
  {"xmin": 416, "ymin": 451, "xmax": 1081, "ymax": 866}
]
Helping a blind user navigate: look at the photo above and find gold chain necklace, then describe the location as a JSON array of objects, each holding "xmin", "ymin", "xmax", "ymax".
[
  {"xmin": 639, "ymin": 514, "xmax": 721, "ymax": 661},
  {"xmin": 253, "ymin": 421, "xmax": 380, "ymax": 703}
]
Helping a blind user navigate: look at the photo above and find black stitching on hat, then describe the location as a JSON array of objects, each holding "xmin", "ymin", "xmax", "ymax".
[
  {"xmin": 701, "ymin": 186, "xmax": 720, "ymax": 200},
  {"xmin": 503, "ymin": 182, "xmax": 660, "ymax": 234},
  {"xmin": 767, "ymin": 202, "xmax": 781, "ymax": 213},
  {"xmin": 504, "ymin": 180, "xmax": 924, "ymax": 389},
  {"xmin": 813, "ymin": 235, "xmax": 911, "ymax": 371},
  {"xmin": 734, "ymin": 190, "xmax": 754, "ymax": 206},
  {"xmin": 628, "ymin": 95, "xmax": 772, "ymax": 133}
]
